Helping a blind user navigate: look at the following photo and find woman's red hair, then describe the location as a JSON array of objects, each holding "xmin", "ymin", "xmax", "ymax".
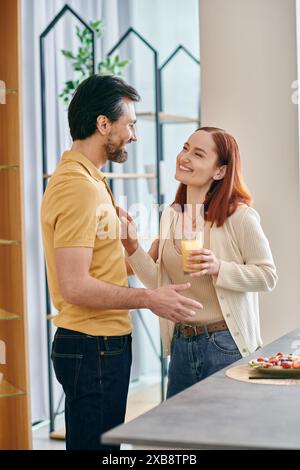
[{"xmin": 174, "ymin": 126, "xmax": 252, "ymax": 227}]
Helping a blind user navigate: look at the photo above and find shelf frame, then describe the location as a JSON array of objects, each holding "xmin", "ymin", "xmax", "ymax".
[
  {"xmin": 0, "ymin": 164, "xmax": 19, "ymax": 171},
  {"xmin": 0, "ymin": 239, "xmax": 21, "ymax": 245},
  {"xmin": 0, "ymin": 308, "xmax": 22, "ymax": 320},
  {"xmin": 0, "ymin": 379, "xmax": 25, "ymax": 398},
  {"xmin": 0, "ymin": 0, "xmax": 32, "ymax": 449}
]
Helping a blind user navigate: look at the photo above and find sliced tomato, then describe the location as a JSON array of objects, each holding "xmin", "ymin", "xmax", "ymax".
[
  {"xmin": 282, "ymin": 362, "xmax": 292, "ymax": 369},
  {"xmin": 292, "ymin": 360, "xmax": 300, "ymax": 369}
]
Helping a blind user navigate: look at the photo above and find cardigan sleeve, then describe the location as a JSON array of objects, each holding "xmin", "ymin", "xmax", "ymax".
[
  {"xmin": 215, "ymin": 207, "xmax": 278, "ymax": 292},
  {"xmin": 125, "ymin": 244, "xmax": 159, "ymax": 290}
]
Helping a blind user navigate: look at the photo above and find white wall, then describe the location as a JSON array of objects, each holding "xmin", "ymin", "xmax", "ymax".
[{"xmin": 200, "ymin": 0, "xmax": 300, "ymax": 344}]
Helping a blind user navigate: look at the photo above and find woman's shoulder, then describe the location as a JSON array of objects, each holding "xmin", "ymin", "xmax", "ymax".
[{"xmin": 229, "ymin": 203, "xmax": 260, "ymax": 229}]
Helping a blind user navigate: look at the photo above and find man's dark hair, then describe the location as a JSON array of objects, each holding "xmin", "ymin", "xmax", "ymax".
[{"xmin": 68, "ymin": 75, "xmax": 140, "ymax": 140}]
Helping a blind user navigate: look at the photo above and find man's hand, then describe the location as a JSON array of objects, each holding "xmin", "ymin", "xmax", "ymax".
[{"xmin": 147, "ymin": 282, "xmax": 203, "ymax": 323}]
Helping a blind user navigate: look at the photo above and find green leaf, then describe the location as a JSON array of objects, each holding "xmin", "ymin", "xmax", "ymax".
[
  {"xmin": 119, "ymin": 60, "xmax": 130, "ymax": 67},
  {"xmin": 81, "ymin": 27, "xmax": 89, "ymax": 37},
  {"xmin": 74, "ymin": 65, "xmax": 84, "ymax": 72},
  {"xmin": 65, "ymin": 80, "xmax": 76, "ymax": 89},
  {"xmin": 61, "ymin": 49, "xmax": 75, "ymax": 59},
  {"xmin": 75, "ymin": 25, "xmax": 83, "ymax": 41},
  {"xmin": 90, "ymin": 20, "xmax": 100, "ymax": 29},
  {"xmin": 83, "ymin": 35, "xmax": 92, "ymax": 45},
  {"xmin": 90, "ymin": 19, "xmax": 103, "ymax": 37}
]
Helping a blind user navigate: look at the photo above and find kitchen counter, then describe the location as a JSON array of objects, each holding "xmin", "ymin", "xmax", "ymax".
[{"xmin": 102, "ymin": 328, "xmax": 300, "ymax": 450}]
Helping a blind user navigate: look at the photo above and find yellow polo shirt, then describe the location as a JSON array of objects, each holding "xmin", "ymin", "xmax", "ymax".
[{"xmin": 41, "ymin": 150, "xmax": 132, "ymax": 336}]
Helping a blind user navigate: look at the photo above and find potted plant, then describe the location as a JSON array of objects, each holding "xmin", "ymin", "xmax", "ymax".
[{"xmin": 59, "ymin": 20, "xmax": 130, "ymax": 105}]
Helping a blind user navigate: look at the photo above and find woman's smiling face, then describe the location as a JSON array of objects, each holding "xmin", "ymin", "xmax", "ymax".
[{"xmin": 175, "ymin": 130, "xmax": 225, "ymax": 187}]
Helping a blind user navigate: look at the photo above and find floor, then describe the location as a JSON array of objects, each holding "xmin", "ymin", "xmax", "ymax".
[{"xmin": 33, "ymin": 379, "xmax": 163, "ymax": 450}]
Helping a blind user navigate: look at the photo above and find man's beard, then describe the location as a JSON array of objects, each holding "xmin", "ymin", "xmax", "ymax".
[{"xmin": 105, "ymin": 136, "xmax": 128, "ymax": 163}]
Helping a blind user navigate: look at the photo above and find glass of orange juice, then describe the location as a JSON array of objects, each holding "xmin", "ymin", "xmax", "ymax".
[{"xmin": 181, "ymin": 231, "xmax": 204, "ymax": 274}]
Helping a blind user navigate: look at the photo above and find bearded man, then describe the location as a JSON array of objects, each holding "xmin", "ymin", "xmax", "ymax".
[{"xmin": 40, "ymin": 75, "xmax": 199, "ymax": 450}]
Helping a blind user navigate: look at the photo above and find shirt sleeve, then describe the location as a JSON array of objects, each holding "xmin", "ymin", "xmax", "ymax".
[
  {"xmin": 125, "ymin": 244, "xmax": 159, "ymax": 289},
  {"xmin": 53, "ymin": 179, "xmax": 100, "ymax": 248},
  {"xmin": 215, "ymin": 207, "xmax": 278, "ymax": 292}
]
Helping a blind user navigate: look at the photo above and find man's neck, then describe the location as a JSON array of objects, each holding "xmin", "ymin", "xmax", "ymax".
[{"xmin": 71, "ymin": 138, "xmax": 107, "ymax": 170}]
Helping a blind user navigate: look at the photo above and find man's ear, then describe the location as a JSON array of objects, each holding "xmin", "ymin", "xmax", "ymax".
[
  {"xmin": 96, "ymin": 115, "xmax": 112, "ymax": 136},
  {"xmin": 213, "ymin": 165, "xmax": 227, "ymax": 181}
]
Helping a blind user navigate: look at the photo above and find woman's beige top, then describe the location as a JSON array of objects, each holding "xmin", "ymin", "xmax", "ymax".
[
  {"xmin": 126, "ymin": 204, "xmax": 278, "ymax": 358},
  {"xmin": 162, "ymin": 217, "xmax": 224, "ymax": 325}
]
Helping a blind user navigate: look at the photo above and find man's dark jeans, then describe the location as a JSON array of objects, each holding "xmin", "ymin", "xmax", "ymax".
[{"xmin": 51, "ymin": 327, "xmax": 132, "ymax": 450}]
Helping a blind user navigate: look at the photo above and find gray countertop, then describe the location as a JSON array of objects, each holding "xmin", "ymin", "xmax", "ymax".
[{"xmin": 102, "ymin": 328, "xmax": 300, "ymax": 450}]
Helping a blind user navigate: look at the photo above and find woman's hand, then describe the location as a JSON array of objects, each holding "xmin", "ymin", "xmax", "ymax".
[
  {"xmin": 116, "ymin": 206, "xmax": 138, "ymax": 256},
  {"xmin": 186, "ymin": 248, "xmax": 221, "ymax": 277},
  {"xmin": 148, "ymin": 237, "xmax": 159, "ymax": 262}
]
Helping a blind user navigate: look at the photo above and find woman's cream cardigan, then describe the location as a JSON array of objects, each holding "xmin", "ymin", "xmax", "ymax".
[{"xmin": 126, "ymin": 204, "xmax": 278, "ymax": 358}]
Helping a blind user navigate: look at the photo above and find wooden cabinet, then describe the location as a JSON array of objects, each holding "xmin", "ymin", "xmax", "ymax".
[{"xmin": 0, "ymin": 0, "xmax": 32, "ymax": 449}]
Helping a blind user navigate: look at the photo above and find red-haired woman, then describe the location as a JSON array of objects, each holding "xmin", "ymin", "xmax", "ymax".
[{"xmin": 120, "ymin": 127, "xmax": 277, "ymax": 398}]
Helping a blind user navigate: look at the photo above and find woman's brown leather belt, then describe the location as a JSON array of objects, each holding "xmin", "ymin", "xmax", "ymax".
[{"xmin": 176, "ymin": 320, "xmax": 228, "ymax": 337}]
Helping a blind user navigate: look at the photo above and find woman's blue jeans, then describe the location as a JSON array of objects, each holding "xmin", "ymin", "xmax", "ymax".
[{"xmin": 167, "ymin": 327, "xmax": 242, "ymax": 399}]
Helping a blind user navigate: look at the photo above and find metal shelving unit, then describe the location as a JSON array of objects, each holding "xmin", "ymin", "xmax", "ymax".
[{"xmin": 39, "ymin": 4, "xmax": 200, "ymax": 437}]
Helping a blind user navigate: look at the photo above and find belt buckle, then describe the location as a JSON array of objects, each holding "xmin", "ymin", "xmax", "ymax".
[{"xmin": 180, "ymin": 324, "xmax": 195, "ymax": 337}]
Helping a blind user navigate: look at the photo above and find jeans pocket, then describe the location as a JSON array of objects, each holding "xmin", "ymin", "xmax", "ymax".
[
  {"xmin": 51, "ymin": 336, "xmax": 84, "ymax": 399},
  {"xmin": 101, "ymin": 335, "xmax": 130, "ymax": 357},
  {"xmin": 210, "ymin": 330, "xmax": 240, "ymax": 356}
]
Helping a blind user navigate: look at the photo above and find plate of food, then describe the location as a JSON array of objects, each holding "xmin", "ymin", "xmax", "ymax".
[{"xmin": 248, "ymin": 352, "xmax": 300, "ymax": 378}]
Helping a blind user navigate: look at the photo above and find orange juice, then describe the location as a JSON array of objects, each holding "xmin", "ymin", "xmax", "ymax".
[{"xmin": 181, "ymin": 236, "xmax": 203, "ymax": 274}]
